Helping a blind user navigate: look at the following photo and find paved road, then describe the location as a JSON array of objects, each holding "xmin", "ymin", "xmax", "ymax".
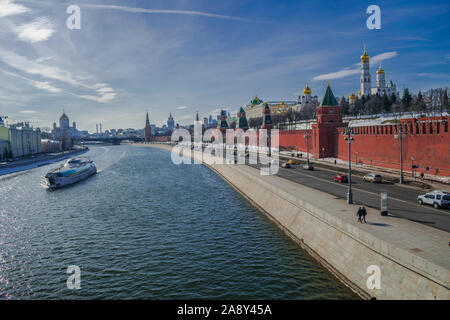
[{"xmin": 248, "ymin": 162, "xmax": 450, "ymax": 233}]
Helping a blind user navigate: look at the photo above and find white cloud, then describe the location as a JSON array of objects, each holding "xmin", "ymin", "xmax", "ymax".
[
  {"xmin": 20, "ymin": 110, "xmax": 37, "ymax": 114},
  {"xmin": 370, "ymin": 51, "xmax": 399, "ymax": 65},
  {"xmin": 1, "ymin": 69, "xmax": 62, "ymax": 93},
  {"xmin": 79, "ymin": 83, "xmax": 116, "ymax": 103},
  {"xmin": 313, "ymin": 68, "xmax": 360, "ymax": 81},
  {"xmin": 0, "ymin": 48, "xmax": 81, "ymax": 86},
  {"xmin": 84, "ymin": 4, "xmax": 251, "ymax": 22},
  {"xmin": 14, "ymin": 18, "xmax": 55, "ymax": 43},
  {"xmin": 0, "ymin": 0, "xmax": 29, "ymax": 17},
  {"xmin": 176, "ymin": 106, "xmax": 188, "ymax": 110},
  {"xmin": 313, "ymin": 51, "xmax": 399, "ymax": 81}
]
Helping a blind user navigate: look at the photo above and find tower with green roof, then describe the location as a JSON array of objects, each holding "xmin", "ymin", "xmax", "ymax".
[
  {"xmin": 311, "ymin": 82, "xmax": 346, "ymax": 159},
  {"xmin": 237, "ymin": 107, "xmax": 249, "ymax": 130}
]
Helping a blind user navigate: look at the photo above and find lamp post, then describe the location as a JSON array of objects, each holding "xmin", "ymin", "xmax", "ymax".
[
  {"xmin": 394, "ymin": 125, "xmax": 406, "ymax": 184},
  {"xmin": 343, "ymin": 127, "xmax": 357, "ymax": 204},
  {"xmin": 304, "ymin": 130, "xmax": 311, "ymax": 166}
]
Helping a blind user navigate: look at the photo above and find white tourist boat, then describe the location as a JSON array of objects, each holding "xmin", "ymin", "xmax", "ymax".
[{"xmin": 45, "ymin": 157, "xmax": 97, "ymax": 189}]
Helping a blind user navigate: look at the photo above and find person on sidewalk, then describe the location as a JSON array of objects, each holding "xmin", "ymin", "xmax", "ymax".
[
  {"xmin": 356, "ymin": 207, "xmax": 363, "ymax": 223},
  {"xmin": 362, "ymin": 206, "xmax": 367, "ymax": 223}
]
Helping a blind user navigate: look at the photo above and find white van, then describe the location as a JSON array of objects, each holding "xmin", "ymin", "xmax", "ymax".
[{"xmin": 417, "ymin": 190, "xmax": 450, "ymax": 209}]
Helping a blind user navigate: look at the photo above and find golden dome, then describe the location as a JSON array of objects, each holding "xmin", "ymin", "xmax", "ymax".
[
  {"xmin": 303, "ymin": 83, "xmax": 312, "ymax": 95},
  {"xmin": 376, "ymin": 65, "xmax": 385, "ymax": 74},
  {"xmin": 349, "ymin": 93, "xmax": 356, "ymax": 100},
  {"xmin": 358, "ymin": 90, "xmax": 362, "ymax": 97},
  {"xmin": 361, "ymin": 47, "xmax": 370, "ymax": 63}
]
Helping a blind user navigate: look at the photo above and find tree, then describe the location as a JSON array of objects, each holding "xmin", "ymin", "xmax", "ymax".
[
  {"xmin": 366, "ymin": 95, "xmax": 383, "ymax": 114},
  {"xmin": 443, "ymin": 89, "xmax": 449, "ymax": 108},
  {"xmin": 340, "ymin": 96, "xmax": 350, "ymax": 115},
  {"xmin": 390, "ymin": 92, "xmax": 397, "ymax": 105},
  {"xmin": 402, "ymin": 88, "xmax": 412, "ymax": 111},
  {"xmin": 382, "ymin": 92, "xmax": 391, "ymax": 113},
  {"xmin": 415, "ymin": 91, "xmax": 426, "ymax": 112}
]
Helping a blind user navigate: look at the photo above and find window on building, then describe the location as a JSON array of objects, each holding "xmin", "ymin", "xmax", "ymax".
[{"xmin": 429, "ymin": 122, "xmax": 433, "ymax": 134}]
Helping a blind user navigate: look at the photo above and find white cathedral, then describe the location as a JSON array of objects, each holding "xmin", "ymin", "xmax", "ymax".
[{"xmin": 349, "ymin": 47, "xmax": 399, "ymax": 105}]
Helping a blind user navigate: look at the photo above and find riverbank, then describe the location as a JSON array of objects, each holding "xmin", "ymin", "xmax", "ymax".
[
  {"xmin": 134, "ymin": 143, "xmax": 450, "ymax": 300},
  {"xmin": 0, "ymin": 148, "xmax": 88, "ymax": 176}
]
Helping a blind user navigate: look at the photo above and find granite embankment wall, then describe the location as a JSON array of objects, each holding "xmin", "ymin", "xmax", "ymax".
[{"xmin": 139, "ymin": 143, "xmax": 450, "ymax": 300}]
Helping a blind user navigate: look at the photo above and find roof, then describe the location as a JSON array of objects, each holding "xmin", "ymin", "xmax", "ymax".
[
  {"xmin": 59, "ymin": 112, "xmax": 69, "ymax": 120},
  {"xmin": 320, "ymin": 83, "xmax": 338, "ymax": 106}
]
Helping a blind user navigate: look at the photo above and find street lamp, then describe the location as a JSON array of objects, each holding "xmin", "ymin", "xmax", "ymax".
[
  {"xmin": 343, "ymin": 127, "xmax": 357, "ymax": 204},
  {"xmin": 304, "ymin": 130, "xmax": 311, "ymax": 166},
  {"xmin": 394, "ymin": 125, "xmax": 406, "ymax": 184}
]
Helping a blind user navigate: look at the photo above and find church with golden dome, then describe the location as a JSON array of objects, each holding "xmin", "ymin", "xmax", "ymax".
[
  {"xmin": 350, "ymin": 47, "xmax": 399, "ymax": 101},
  {"xmin": 297, "ymin": 83, "xmax": 318, "ymax": 110}
]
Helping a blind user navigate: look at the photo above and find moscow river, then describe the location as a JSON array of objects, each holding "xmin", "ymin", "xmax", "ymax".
[{"xmin": 0, "ymin": 145, "xmax": 358, "ymax": 299}]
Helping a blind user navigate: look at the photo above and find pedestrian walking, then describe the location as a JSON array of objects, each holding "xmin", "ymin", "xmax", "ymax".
[
  {"xmin": 420, "ymin": 172, "xmax": 424, "ymax": 181},
  {"xmin": 356, "ymin": 207, "xmax": 363, "ymax": 223},
  {"xmin": 334, "ymin": 159, "xmax": 337, "ymax": 166},
  {"xmin": 362, "ymin": 206, "xmax": 367, "ymax": 223}
]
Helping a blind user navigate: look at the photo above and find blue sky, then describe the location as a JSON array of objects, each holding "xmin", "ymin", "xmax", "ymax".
[{"xmin": 0, "ymin": 0, "xmax": 449, "ymax": 131}]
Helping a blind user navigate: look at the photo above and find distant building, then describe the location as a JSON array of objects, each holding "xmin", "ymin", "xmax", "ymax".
[
  {"xmin": 144, "ymin": 111, "xmax": 152, "ymax": 142},
  {"xmin": 357, "ymin": 47, "xmax": 399, "ymax": 98},
  {"xmin": 245, "ymin": 95, "xmax": 297, "ymax": 119},
  {"xmin": 1, "ymin": 122, "xmax": 42, "ymax": 158},
  {"xmin": 52, "ymin": 112, "xmax": 79, "ymax": 150},
  {"xmin": 297, "ymin": 84, "xmax": 319, "ymax": 111},
  {"xmin": 167, "ymin": 113, "xmax": 175, "ymax": 131}
]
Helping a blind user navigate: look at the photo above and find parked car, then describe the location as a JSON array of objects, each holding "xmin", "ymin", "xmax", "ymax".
[
  {"xmin": 303, "ymin": 164, "xmax": 314, "ymax": 170},
  {"xmin": 281, "ymin": 162, "xmax": 291, "ymax": 168},
  {"xmin": 333, "ymin": 174, "xmax": 348, "ymax": 183},
  {"xmin": 288, "ymin": 160, "xmax": 297, "ymax": 165},
  {"xmin": 363, "ymin": 173, "xmax": 382, "ymax": 183},
  {"xmin": 417, "ymin": 190, "xmax": 450, "ymax": 209}
]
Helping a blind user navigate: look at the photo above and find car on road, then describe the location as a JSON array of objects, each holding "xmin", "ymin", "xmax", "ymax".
[
  {"xmin": 303, "ymin": 164, "xmax": 314, "ymax": 170},
  {"xmin": 288, "ymin": 160, "xmax": 297, "ymax": 165},
  {"xmin": 417, "ymin": 190, "xmax": 450, "ymax": 209},
  {"xmin": 363, "ymin": 173, "xmax": 382, "ymax": 183},
  {"xmin": 281, "ymin": 162, "xmax": 291, "ymax": 168},
  {"xmin": 333, "ymin": 174, "xmax": 348, "ymax": 183}
]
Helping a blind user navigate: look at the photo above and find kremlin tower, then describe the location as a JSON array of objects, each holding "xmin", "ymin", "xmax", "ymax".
[{"xmin": 144, "ymin": 111, "xmax": 152, "ymax": 143}]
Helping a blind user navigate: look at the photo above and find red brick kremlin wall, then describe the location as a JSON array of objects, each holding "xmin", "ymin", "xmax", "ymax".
[{"xmin": 279, "ymin": 116, "xmax": 450, "ymax": 177}]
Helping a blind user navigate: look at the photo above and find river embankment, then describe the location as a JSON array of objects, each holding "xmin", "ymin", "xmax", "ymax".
[
  {"xmin": 0, "ymin": 148, "xmax": 88, "ymax": 176},
  {"xmin": 133, "ymin": 143, "xmax": 450, "ymax": 300}
]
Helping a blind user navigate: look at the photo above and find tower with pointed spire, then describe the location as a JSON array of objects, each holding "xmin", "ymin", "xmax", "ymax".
[
  {"xmin": 144, "ymin": 110, "xmax": 152, "ymax": 142},
  {"xmin": 167, "ymin": 113, "xmax": 175, "ymax": 131},
  {"xmin": 360, "ymin": 45, "xmax": 371, "ymax": 97},
  {"xmin": 237, "ymin": 107, "xmax": 249, "ymax": 130},
  {"xmin": 312, "ymin": 83, "xmax": 345, "ymax": 158},
  {"xmin": 218, "ymin": 110, "xmax": 229, "ymax": 134}
]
